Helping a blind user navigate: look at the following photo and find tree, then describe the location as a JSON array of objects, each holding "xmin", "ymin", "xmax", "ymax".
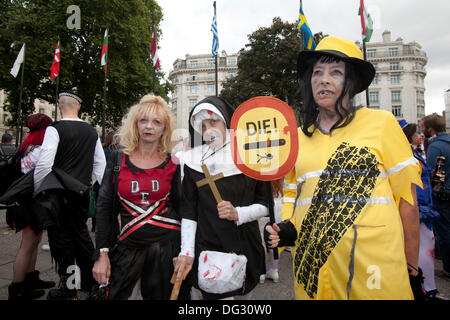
[
  {"xmin": 0, "ymin": 0, "xmax": 170, "ymax": 134},
  {"xmin": 220, "ymin": 17, "xmax": 324, "ymax": 123}
]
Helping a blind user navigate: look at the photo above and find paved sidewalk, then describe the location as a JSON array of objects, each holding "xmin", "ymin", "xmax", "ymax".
[{"xmin": 1, "ymin": 210, "xmax": 448, "ymax": 300}]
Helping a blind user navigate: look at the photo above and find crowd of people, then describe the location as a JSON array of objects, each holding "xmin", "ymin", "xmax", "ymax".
[{"xmin": 0, "ymin": 35, "xmax": 449, "ymax": 301}]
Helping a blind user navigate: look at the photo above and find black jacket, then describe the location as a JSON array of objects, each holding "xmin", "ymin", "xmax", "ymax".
[
  {"xmin": 0, "ymin": 168, "xmax": 90, "ymax": 232},
  {"xmin": 94, "ymin": 150, "xmax": 122, "ymax": 258}
]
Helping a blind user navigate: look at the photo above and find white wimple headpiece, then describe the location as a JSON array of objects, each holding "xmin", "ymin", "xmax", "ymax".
[{"xmin": 190, "ymin": 103, "xmax": 226, "ymax": 135}]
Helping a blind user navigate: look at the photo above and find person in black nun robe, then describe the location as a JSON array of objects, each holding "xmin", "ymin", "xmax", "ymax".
[{"xmin": 173, "ymin": 96, "xmax": 270, "ymax": 300}]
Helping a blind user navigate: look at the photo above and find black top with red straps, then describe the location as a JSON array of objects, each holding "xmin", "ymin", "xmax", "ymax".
[{"xmin": 95, "ymin": 150, "xmax": 182, "ymax": 250}]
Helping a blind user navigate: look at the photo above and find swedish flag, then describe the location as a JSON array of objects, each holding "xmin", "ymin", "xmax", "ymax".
[{"xmin": 298, "ymin": 5, "xmax": 316, "ymax": 50}]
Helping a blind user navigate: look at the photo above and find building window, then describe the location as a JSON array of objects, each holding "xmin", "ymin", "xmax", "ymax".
[
  {"xmin": 189, "ymin": 60, "xmax": 198, "ymax": 68},
  {"xmin": 227, "ymin": 73, "xmax": 236, "ymax": 79},
  {"xmin": 416, "ymin": 91, "xmax": 425, "ymax": 104},
  {"xmin": 207, "ymin": 84, "xmax": 215, "ymax": 93},
  {"xmin": 367, "ymin": 49, "xmax": 376, "ymax": 58},
  {"xmin": 3, "ymin": 114, "xmax": 8, "ymax": 123},
  {"xmin": 391, "ymin": 74, "xmax": 400, "ymax": 85},
  {"xmin": 392, "ymin": 105, "xmax": 402, "ymax": 117},
  {"xmin": 189, "ymin": 99, "xmax": 197, "ymax": 109},
  {"xmin": 189, "ymin": 74, "xmax": 197, "ymax": 81},
  {"xmin": 416, "ymin": 74, "xmax": 424, "ymax": 85},
  {"xmin": 417, "ymin": 105, "xmax": 425, "ymax": 119},
  {"xmin": 371, "ymin": 75, "xmax": 379, "ymax": 85},
  {"xmin": 389, "ymin": 47, "xmax": 398, "ymax": 56},
  {"xmin": 390, "ymin": 62, "xmax": 400, "ymax": 71},
  {"xmin": 39, "ymin": 108, "xmax": 45, "ymax": 114},
  {"xmin": 391, "ymin": 91, "xmax": 401, "ymax": 103},
  {"xmin": 372, "ymin": 63, "xmax": 378, "ymax": 71},
  {"xmin": 208, "ymin": 73, "xmax": 215, "ymax": 80},
  {"xmin": 227, "ymin": 57, "xmax": 237, "ymax": 66},
  {"xmin": 189, "ymin": 85, "xmax": 198, "ymax": 94},
  {"xmin": 369, "ymin": 92, "xmax": 379, "ymax": 104},
  {"xmin": 208, "ymin": 59, "xmax": 215, "ymax": 67}
]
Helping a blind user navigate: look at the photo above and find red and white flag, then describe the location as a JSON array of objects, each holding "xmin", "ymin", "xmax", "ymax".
[
  {"xmin": 359, "ymin": 0, "xmax": 373, "ymax": 43},
  {"xmin": 49, "ymin": 41, "xmax": 60, "ymax": 79},
  {"xmin": 151, "ymin": 27, "xmax": 160, "ymax": 70},
  {"xmin": 101, "ymin": 28, "xmax": 108, "ymax": 73}
]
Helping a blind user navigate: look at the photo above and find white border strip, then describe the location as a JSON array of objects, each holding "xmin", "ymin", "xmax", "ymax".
[{"xmin": 296, "ymin": 196, "xmax": 392, "ymax": 206}]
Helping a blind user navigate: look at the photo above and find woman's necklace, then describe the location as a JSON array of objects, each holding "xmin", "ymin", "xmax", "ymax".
[{"xmin": 200, "ymin": 141, "xmax": 230, "ymax": 164}]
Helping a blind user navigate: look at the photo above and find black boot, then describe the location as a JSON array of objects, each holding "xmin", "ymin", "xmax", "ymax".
[
  {"xmin": 25, "ymin": 270, "xmax": 56, "ymax": 289},
  {"xmin": 46, "ymin": 275, "xmax": 78, "ymax": 300},
  {"xmin": 8, "ymin": 281, "xmax": 45, "ymax": 300}
]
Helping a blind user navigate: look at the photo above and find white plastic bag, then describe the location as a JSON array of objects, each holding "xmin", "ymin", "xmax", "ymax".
[{"xmin": 197, "ymin": 250, "xmax": 247, "ymax": 294}]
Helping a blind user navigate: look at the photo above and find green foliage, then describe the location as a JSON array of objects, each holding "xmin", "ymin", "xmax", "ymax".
[
  {"xmin": 0, "ymin": 0, "xmax": 169, "ymax": 131},
  {"xmin": 219, "ymin": 17, "xmax": 325, "ymax": 124}
]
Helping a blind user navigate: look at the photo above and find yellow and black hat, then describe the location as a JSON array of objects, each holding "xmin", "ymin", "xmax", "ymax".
[{"xmin": 297, "ymin": 36, "xmax": 375, "ymax": 93}]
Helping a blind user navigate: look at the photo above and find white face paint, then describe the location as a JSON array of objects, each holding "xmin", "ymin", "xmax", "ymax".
[
  {"xmin": 137, "ymin": 111, "xmax": 165, "ymax": 144},
  {"xmin": 311, "ymin": 60, "xmax": 347, "ymax": 113},
  {"xmin": 202, "ymin": 118, "xmax": 226, "ymax": 148}
]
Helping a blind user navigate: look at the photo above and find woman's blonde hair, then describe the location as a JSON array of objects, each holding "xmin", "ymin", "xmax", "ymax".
[{"xmin": 117, "ymin": 94, "xmax": 174, "ymax": 156}]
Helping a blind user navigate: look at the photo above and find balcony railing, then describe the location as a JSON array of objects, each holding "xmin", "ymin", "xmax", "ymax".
[
  {"xmin": 172, "ymin": 60, "xmax": 237, "ymax": 71},
  {"xmin": 367, "ymin": 49, "xmax": 427, "ymax": 59}
]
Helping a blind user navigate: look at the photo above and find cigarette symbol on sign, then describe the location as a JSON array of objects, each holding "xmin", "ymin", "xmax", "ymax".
[{"xmin": 243, "ymin": 138, "xmax": 286, "ymax": 150}]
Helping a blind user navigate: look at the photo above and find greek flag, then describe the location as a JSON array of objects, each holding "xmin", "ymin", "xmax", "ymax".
[
  {"xmin": 211, "ymin": 12, "xmax": 219, "ymax": 57},
  {"xmin": 298, "ymin": 4, "xmax": 316, "ymax": 50}
]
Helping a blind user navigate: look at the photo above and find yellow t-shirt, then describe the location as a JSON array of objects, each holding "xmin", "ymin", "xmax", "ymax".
[{"xmin": 281, "ymin": 107, "xmax": 422, "ymax": 300}]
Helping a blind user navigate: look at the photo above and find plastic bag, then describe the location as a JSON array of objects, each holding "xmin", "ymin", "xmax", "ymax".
[{"xmin": 197, "ymin": 250, "xmax": 247, "ymax": 294}]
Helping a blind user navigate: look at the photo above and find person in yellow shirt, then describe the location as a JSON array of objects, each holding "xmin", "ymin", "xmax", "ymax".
[{"xmin": 265, "ymin": 36, "xmax": 423, "ymax": 300}]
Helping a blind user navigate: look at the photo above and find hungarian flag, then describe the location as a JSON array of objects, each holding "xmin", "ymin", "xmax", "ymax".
[
  {"xmin": 49, "ymin": 41, "xmax": 60, "ymax": 80},
  {"xmin": 151, "ymin": 27, "xmax": 160, "ymax": 70},
  {"xmin": 359, "ymin": 0, "xmax": 373, "ymax": 43},
  {"xmin": 101, "ymin": 28, "xmax": 108, "ymax": 73}
]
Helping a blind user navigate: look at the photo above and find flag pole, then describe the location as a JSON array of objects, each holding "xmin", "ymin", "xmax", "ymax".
[
  {"xmin": 362, "ymin": 39, "xmax": 370, "ymax": 108},
  {"xmin": 15, "ymin": 43, "xmax": 26, "ymax": 147},
  {"xmin": 360, "ymin": 0, "xmax": 370, "ymax": 108},
  {"xmin": 102, "ymin": 24, "xmax": 109, "ymax": 143},
  {"xmin": 214, "ymin": 1, "xmax": 218, "ymax": 97},
  {"xmin": 299, "ymin": 0, "xmax": 304, "ymax": 52},
  {"xmin": 54, "ymin": 36, "xmax": 60, "ymax": 121},
  {"xmin": 152, "ymin": 24, "xmax": 156, "ymax": 93}
]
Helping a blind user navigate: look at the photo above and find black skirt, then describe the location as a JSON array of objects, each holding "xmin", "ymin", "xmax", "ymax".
[{"xmin": 108, "ymin": 233, "xmax": 191, "ymax": 300}]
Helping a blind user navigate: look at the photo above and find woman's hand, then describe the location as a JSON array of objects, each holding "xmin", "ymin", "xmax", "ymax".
[
  {"xmin": 217, "ymin": 201, "xmax": 238, "ymax": 221},
  {"xmin": 265, "ymin": 223, "xmax": 281, "ymax": 248},
  {"xmin": 173, "ymin": 255, "xmax": 194, "ymax": 282},
  {"xmin": 92, "ymin": 252, "xmax": 111, "ymax": 285}
]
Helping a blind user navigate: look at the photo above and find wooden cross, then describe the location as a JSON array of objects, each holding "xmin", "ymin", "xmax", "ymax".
[{"xmin": 196, "ymin": 163, "xmax": 224, "ymax": 203}]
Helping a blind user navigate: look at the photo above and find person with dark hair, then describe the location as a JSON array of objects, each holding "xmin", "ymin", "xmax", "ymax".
[
  {"xmin": 0, "ymin": 133, "xmax": 18, "ymax": 195},
  {"xmin": 2, "ymin": 132, "xmax": 12, "ymax": 143},
  {"xmin": 420, "ymin": 113, "xmax": 450, "ymax": 279},
  {"xmin": 174, "ymin": 96, "xmax": 270, "ymax": 300},
  {"xmin": 6, "ymin": 114, "xmax": 56, "ymax": 300},
  {"xmin": 400, "ymin": 120, "xmax": 446, "ymax": 300},
  {"xmin": 102, "ymin": 130, "xmax": 119, "ymax": 162},
  {"xmin": 266, "ymin": 36, "xmax": 422, "ymax": 300},
  {"xmin": 33, "ymin": 91, "xmax": 106, "ymax": 300}
]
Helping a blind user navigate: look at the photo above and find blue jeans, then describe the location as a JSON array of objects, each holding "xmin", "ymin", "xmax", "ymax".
[{"xmin": 432, "ymin": 196, "xmax": 450, "ymax": 273}]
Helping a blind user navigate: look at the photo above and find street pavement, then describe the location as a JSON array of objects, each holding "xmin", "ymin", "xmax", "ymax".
[{"xmin": 0, "ymin": 210, "xmax": 448, "ymax": 300}]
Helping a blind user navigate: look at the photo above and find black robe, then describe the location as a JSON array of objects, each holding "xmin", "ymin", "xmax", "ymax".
[{"xmin": 182, "ymin": 164, "xmax": 269, "ymax": 299}]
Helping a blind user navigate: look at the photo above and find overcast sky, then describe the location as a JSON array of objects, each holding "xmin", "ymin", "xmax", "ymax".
[{"xmin": 158, "ymin": 0, "xmax": 450, "ymax": 115}]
